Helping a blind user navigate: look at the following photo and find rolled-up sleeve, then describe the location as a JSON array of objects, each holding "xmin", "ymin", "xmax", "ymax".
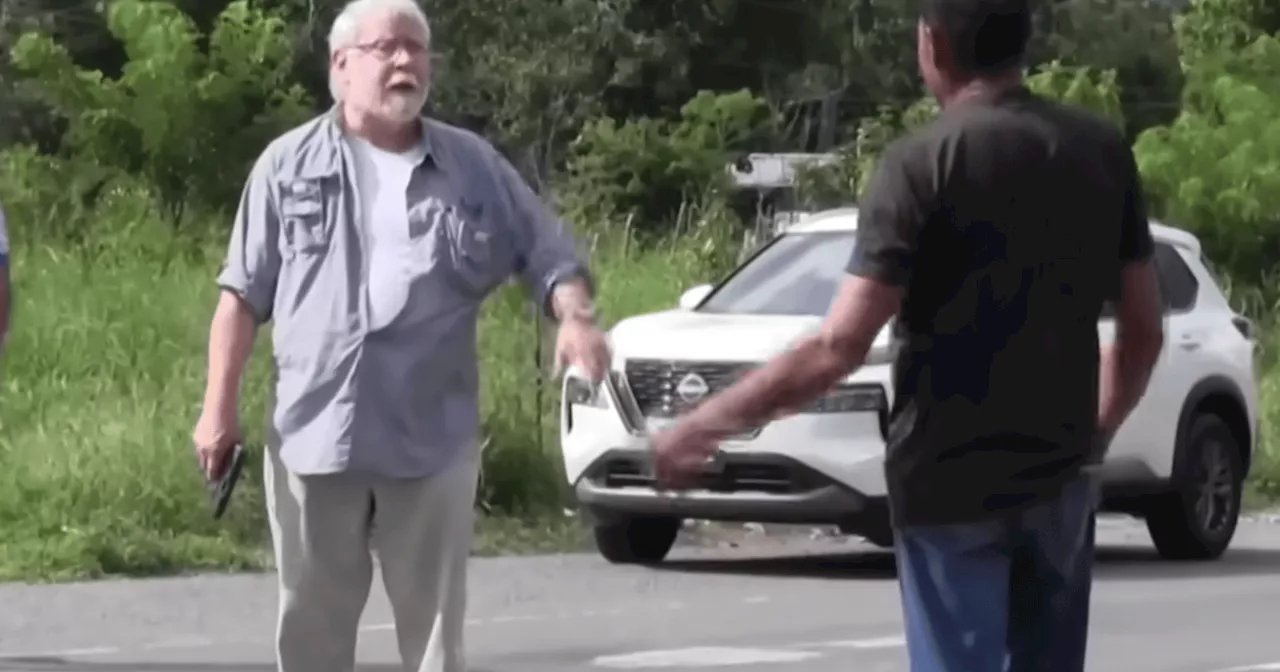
[
  {"xmin": 493, "ymin": 156, "xmax": 593, "ymax": 317},
  {"xmin": 845, "ymin": 140, "xmax": 929, "ymax": 287},
  {"xmin": 216, "ymin": 149, "xmax": 282, "ymax": 323}
]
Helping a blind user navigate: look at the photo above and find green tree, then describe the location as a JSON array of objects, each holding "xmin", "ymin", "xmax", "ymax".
[
  {"xmin": 9, "ymin": 0, "xmax": 312, "ymax": 222},
  {"xmin": 427, "ymin": 0, "xmax": 660, "ymax": 184},
  {"xmin": 1026, "ymin": 61, "xmax": 1125, "ymax": 130},
  {"xmin": 565, "ymin": 89, "xmax": 772, "ymax": 232},
  {"xmin": 1031, "ymin": 0, "xmax": 1183, "ymax": 136},
  {"xmin": 1134, "ymin": 0, "xmax": 1280, "ymax": 283},
  {"xmin": 796, "ymin": 61, "xmax": 1125, "ymax": 206}
]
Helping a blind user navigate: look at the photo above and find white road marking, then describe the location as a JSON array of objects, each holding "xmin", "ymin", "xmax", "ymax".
[
  {"xmin": 0, "ymin": 646, "xmax": 122, "ymax": 658},
  {"xmin": 589, "ymin": 636, "xmax": 906, "ymax": 669},
  {"xmin": 0, "ymin": 595, "xmax": 761, "ymax": 660},
  {"xmin": 805, "ymin": 636, "xmax": 906, "ymax": 650},
  {"xmin": 592, "ymin": 646, "xmax": 822, "ymax": 668},
  {"xmin": 1214, "ymin": 664, "xmax": 1280, "ymax": 672},
  {"xmin": 55, "ymin": 646, "xmax": 122, "ymax": 656},
  {"xmin": 488, "ymin": 614, "xmax": 547, "ymax": 624},
  {"xmin": 142, "ymin": 636, "xmax": 216, "ymax": 650}
]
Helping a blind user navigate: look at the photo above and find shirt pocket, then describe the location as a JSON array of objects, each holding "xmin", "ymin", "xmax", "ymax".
[
  {"xmin": 439, "ymin": 199, "xmax": 511, "ymax": 295},
  {"xmin": 278, "ymin": 179, "xmax": 332, "ymax": 257}
]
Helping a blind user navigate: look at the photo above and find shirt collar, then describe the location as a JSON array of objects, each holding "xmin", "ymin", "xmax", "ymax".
[
  {"xmin": 947, "ymin": 82, "xmax": 1034, "ymax": 110},
  {"xmin": 325, "ymin": 105, "xmax": 434, "ymax": 166}
]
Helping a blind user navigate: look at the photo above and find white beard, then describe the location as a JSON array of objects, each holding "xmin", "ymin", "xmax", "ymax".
[{"xmin": 383, "ymin": 88, "xmax": 428, "ymax": 123}]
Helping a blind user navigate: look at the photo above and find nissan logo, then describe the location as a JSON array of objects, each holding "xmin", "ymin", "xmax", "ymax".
[{"xmin": 674, "ymin": 373, "xmax": 711, "ymax": 403}]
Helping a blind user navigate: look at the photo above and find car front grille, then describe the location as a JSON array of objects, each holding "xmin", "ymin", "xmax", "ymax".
[
  {"xmin": 623, "ymin": 359, "xmax": 757, "ymax": 419},
  {"xmin": 598, "ymin": 456, "xmax": 809, "ymax": 494}
]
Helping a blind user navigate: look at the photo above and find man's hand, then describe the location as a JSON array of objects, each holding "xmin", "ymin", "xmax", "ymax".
[
  {"xmin": 549, "ymin": 279, "xmax": 610, "ymax": 382},
  {"xmin": 193, "ymin": 408, "xmax": 243, "ymax": 481},
  {"xmin": 195, "ymin": 291, "xmax": 258, "ymax": 481},
  {"xmin": 553, "ymin": 316, "xmax": 610, "ymax": 382},
  {"xmin": 650, "ymin": 414, "xmax": 724, "ymax": 490}
]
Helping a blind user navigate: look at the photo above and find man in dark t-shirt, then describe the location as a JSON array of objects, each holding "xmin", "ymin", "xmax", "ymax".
[{"xmin": 650, "ymin": 0, "xmax": 1166, "ymax": 670}]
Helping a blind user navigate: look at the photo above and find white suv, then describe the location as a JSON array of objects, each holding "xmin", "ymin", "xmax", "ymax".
[{"xmin": 559, "ymin": 207, "xmax": 1259, "ymax": 564}]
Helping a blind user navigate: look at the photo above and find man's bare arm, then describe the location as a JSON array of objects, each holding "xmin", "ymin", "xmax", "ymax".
[
  {"xmin": 1099, "ymin": 260, "xmax": 1165, "ymax": 437},
  {"xmin": 686, "ymin": 275, "xmax": 904, "ymax": 438},
  {"xmin": 201, "ymin": 291, "xmax": 260, "ymax": 419},
  {"xmin": 1099, "ymin": 136, "xmax": 1163, "ymax": 441}
]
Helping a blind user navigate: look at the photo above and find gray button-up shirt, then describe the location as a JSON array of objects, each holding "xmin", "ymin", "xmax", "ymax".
[{"xmin": 217, "ymin": 110, "xmax": 590, "ymax": 478}]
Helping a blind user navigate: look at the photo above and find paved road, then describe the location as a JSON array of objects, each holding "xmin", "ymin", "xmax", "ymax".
[{"xmin": 2, "ymin": 515, "xmax": 1280, "ymax": 672}]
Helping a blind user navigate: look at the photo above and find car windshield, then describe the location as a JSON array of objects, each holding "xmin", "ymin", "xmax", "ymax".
[{"xmin": 698, "ymin": 230, "xmax": 858, "ymax": 317}]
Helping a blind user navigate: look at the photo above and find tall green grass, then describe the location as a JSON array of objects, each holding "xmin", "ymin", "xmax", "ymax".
[
  {"xmin": 0, "ymin": 197, "xmax": 742, "ymax": 581},
  {"xmin": 0, "ymin": 240, "xmax": 273, "ymax": 580}
]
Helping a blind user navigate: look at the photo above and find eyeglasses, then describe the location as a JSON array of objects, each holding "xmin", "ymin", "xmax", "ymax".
[{"xmin": 350, "ymin": 38, "xmax": 427, "ymax": 60}]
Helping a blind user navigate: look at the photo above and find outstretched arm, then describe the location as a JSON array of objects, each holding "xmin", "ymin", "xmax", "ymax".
[
  {"xmin": 492, "ymin": 154, "xmax": 609, "ymax": 380},
  {"xmin": 660, "ymin": 140, "xmax": 928, "ymax": 451}
]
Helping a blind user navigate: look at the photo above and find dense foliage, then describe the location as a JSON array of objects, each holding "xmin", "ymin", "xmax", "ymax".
[{"xmin": 0, "ymin": 0, "xmax": 1278, "ymax": 580}]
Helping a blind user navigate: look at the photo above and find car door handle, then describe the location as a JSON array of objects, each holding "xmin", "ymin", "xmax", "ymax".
[{"xmin": 1178, "ymin": 334, "xmax": 1201, "ymax": 351}]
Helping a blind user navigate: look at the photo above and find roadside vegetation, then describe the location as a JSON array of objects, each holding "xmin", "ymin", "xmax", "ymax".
[{"xmin": 0, "ymin": 0, "xmax": 1278, "ymax": 581}]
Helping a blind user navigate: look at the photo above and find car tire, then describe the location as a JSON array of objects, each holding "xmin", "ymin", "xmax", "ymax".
[
  {"xmin": 593, "ymin": 516, "xmax": 681, "ymax": 565},
  {"xmin": 1145, "ymin": 413, "xmax": 1244, "ymax": 561}
]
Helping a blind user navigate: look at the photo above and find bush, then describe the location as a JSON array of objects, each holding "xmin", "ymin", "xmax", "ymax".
[
  {"xmin": 563, "ymin": 89, "xmax": 773, "ymax": 234},
  {"xmin": 1249, "ymin": 334, "xmax": 1280, "ymax": 500},
  {"xmin": 8, "ymin": 0, "xmax": 312, "ymax": 224}
]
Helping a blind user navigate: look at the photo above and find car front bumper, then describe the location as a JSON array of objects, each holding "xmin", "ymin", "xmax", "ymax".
[{"xmin": 571, "ymin": 448, "xmax": 885, "ymax": 527}]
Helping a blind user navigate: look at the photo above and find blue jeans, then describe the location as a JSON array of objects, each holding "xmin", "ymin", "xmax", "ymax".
[{"xmin": 894, "ymin": 475, "xmax": 1098, "ymax": 672}]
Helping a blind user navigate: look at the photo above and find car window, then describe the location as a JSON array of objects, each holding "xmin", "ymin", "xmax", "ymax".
[
  {"xmin": 701, "ymin": 232, "xmax": 1198, "ymax": 320},
  {"xmin": 1154, "ymin": 243, "xmax": 1199, "ymax": 312},
  {"xmin": 1100, "ymin": 241, "xmax": 1199, "ymax": 318},
  {"xmin": 698, "ymin": 231, "xmax": 857, "ymax": 317},
  {"xmin": 1199, "ymin": 252, "xmax": 1226, "ymax": 286}
]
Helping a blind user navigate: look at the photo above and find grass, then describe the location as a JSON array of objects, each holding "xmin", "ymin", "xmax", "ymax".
[
  {"xmin": 0, "ymin": 190, "xmax": 1278, "ymax": 582},
  {"xmin": 1245, "ymin": 348, "xmax": 1280, "ymax": 504},
  {"xmin": 0, "ymin": 196, "xmax": 740, "ymax": 582}
]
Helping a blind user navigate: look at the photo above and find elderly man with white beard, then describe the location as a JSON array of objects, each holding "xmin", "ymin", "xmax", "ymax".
[{"xmin": 190, "ymin": 0, "xmax": 611, "ymax": 670}]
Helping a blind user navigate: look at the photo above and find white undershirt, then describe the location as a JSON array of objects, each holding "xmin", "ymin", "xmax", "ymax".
[{"xmin": 349, "ymin": 136, "xmax": 427, "ymax": 330}]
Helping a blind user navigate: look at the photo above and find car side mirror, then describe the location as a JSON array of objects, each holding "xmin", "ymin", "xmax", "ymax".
[{"xmin": 678, "ymin": 284, "xmax": 713, "ymax": 310}]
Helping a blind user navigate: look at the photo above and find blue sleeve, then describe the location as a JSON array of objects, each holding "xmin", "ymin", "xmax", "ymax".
[
  {"xmin": 491, "ymin": 154, "xmax": 594, "ymax": 317},
  {"xmin": 215, "ymin": 149, "xmax": 283, "ymax": 323}
]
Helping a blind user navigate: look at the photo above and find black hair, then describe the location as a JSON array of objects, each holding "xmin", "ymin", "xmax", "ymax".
[{"xmin": 919, "ymin": 0, "xmax": 1033, "ymax": 76}]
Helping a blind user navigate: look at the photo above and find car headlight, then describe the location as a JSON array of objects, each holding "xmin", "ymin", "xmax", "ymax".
[
  {"xmin": 565, "ymin": 375, "xmax": 609, "ymax": 409},
  {"xmin": 805, "ymin": 383, "xmax": 887, "ymax": 414}
]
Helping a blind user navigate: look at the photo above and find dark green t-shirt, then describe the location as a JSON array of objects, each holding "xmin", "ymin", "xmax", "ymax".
[{"xmin": 846, "ymin": 85, "xmax": 1155, "ymax": 527}]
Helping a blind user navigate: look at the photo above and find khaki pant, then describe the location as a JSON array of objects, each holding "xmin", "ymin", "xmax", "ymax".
[{"xmin": 264, "ymin": 447, "xmax": 479, "ymax": 672}]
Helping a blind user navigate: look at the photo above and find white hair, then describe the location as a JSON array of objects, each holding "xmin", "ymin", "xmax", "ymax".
[{"xmin": 327, "ymin": 0, "xmax": 432, "ymax": 102}]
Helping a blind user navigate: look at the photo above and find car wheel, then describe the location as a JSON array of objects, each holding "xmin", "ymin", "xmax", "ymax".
[
  {"xmin": 593, "ymin": 516, "xmax": 681, "ymax": 565},
  {"xmin": 1145, "ymin": 413, "xmax": 1244, "ymax": 560}
]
